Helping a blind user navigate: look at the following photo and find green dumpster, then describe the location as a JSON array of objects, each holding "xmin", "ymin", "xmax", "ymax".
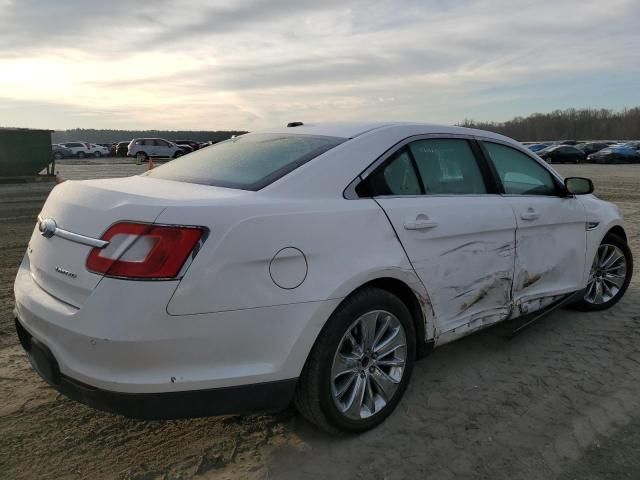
[{"xmin": 0, "ymin": 128, "xmax": 54, "ymax": 178}]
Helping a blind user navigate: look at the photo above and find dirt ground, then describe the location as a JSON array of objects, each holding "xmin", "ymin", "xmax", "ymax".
[{"xmin": 0, "ymin": 162, "xmax": 639, "ymax": 480}]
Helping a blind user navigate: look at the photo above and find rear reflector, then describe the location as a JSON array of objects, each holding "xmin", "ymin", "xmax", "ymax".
[{"xmin": 87, "ymin": 222, "xmax": 204, "ymax": 279}]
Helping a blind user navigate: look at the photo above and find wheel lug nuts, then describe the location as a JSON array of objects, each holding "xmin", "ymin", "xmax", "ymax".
[{"xmin": 369, "ymin": 366, "xmax": 375, "ymax": 373}]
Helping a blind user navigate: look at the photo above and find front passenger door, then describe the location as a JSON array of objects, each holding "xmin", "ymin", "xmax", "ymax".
[
  {"xmin": 481, "ymin": 141, "xmax": 587, "ymax": 313},
  {"xmin": 369, "ymin": 136, "xmax": 517, "ymax": 339}
]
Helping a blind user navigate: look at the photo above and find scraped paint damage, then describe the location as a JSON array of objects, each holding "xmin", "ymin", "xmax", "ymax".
[
  {"xmin": 428, "ymin": 234, "xmax": 578, "ymax": 345},
  {"xmin": 454, "ymin": 270, "xmax": 512, "ymax": 314},
  {"xmin": 522, "ymin": 272, "xmax": 542, "ymax": 289}
]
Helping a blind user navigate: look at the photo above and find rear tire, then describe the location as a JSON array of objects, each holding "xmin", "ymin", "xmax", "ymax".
[
  {"xmin": 294, "ymin": 287, "xmax": 416, "ymax": 434},
  {"xmin": 572, "ymin": 233, "xmax": 633, "ymax": 311},
  {"xmin": 94, "ymin": 151, "xmax": 101, "ymax": 158},
  {"xmin": 53, "ymin": 152, "xmax": 63, "ymax": 160},
  {"xmin": 77, "ymin": 151, "xmax": 85, "ymax": 159}
]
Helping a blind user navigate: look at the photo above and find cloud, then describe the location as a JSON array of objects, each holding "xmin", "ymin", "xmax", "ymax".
[{"xmin": 0, "ymin": 0, "xmax": 639, "ymax": 129}]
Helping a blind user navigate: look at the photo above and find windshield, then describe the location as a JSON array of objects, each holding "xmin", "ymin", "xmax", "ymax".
[{"xmin": 144, "ymin": 133, "xmax": 345, "ymax": 190}]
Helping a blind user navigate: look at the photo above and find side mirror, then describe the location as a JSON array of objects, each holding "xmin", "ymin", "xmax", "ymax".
[{"xmin": 565, "ymin": 177, "xmax": 594, "ymax": 195}]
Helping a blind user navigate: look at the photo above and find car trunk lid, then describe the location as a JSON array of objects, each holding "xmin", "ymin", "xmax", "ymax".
[{"xmin": 27, "ymin": 176, "xmax": 246, "ymax": 307}]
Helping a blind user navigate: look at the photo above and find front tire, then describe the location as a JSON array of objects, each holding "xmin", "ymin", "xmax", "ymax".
[
  {"xmin": 573, "ymin": 233, "xmax": 633, "ymax": 311},
  {"xmin": 294, "ymin": 287, "xmax": 416, "ymax": 433},
  {"xmin": 77, "ymin": 151, "xmax": 85, "ymax": 159},
  {"xmin": 94, "ymin": 151, "xmax": 101, "ymax": 158}
]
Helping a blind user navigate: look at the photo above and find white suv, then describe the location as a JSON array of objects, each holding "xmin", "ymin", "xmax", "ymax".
[
  {"xmin": 60, "ymin": 142, "xmax": 94, "ymax": 158},
  {"xmin": 127, "ymin": 138, "xmax": 184, "ymax": 160}
]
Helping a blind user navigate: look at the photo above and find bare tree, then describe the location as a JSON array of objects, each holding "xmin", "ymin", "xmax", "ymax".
[{"xmin": 459, "ymin": 107, "xmax": 640, "ymax": 141}]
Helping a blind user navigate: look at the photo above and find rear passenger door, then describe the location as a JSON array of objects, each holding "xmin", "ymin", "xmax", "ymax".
[
  {"xmin": 367, "ymin": 136, "xmax": 517, "ymax": 339},
  {"xmin": 480, "ymin": 140, "xmax": 587, "ymax": 313}
]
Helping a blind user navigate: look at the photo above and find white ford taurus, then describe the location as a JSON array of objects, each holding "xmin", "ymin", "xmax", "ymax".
[{"xmin": 14, "ymin": 122, "xmax": 633, "ymax": 433}]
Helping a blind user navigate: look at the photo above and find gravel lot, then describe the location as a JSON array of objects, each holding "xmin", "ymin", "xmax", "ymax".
[{"xmin": 0, "ymin": 162, "xmax": 639, "ymax": 479}]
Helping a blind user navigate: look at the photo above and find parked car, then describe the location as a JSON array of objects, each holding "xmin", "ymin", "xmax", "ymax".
[
  {"xmin": 106, "ymin": 143, "xmax": 116, "ymax": 156},
  {"xmin": 175, "ymin": 143, "xmax": 194, "ymax": 154},
  {"xmin": 587, "ymin": 146, "xmax": 640, "ymax": 164},
  {"xmin": 14, "ymin": 122, "xmax": 633, "ymax": 433},
  {"xmin": 536, "ymin": 145, "xmax": 585, "ymax": 163},
  {"xmin": 174, "ymin": 140, "xmax": 201, "ymax": 152},
  {"xmin": 60, "ymin": 141, "xmax": 94, "ymax": 158},
  {"xmin": 116, "ymin": 141, "xmax": 131, "ymax": 157},
  {"xmin": 621, "ymin": 141, "xmax": 640, "ymax": 150},
  {"xmin": 52, "ymin": 144, "xmax": 73, "ymax": 160},
  {"xmin": 526, "ymin": 143, "xmax": 549, "ymax": 152},
  {"xmin": 127, "ymin": 138, "xmax": 184, "ymax": 160},
  {"xmin": 89, "ymin": 144, "xmax": 110, "ymax": 158},
  {"xmin": 576, "ymin": 142, "xmax": 610, "ymax": 156}
]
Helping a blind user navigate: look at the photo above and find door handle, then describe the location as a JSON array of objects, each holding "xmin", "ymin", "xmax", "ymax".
[
  {"xmin": 520, "ymin": 209, "xmax": 540, "ymax": 221},
  {"xmin": 404, "ymin": 215, "xmax": 438, "ymax": 230}
]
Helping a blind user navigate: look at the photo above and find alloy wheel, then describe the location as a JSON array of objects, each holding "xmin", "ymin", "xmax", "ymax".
[
  {"xmin": 585, "ymin": 243, "xmax": 627, "ymax": 304},
  {"xmin": 330, "ymin": 310, "xmax": 407, "ymax": 420}
]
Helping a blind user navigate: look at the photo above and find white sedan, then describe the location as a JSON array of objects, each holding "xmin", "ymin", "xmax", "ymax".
[
  {"xmin": 89, "ymin": 144, "xmax": 110, "ymax": 158},
  {"xmin": 14, "ymin": 122, "xmax": 633, "ymax": 433}
]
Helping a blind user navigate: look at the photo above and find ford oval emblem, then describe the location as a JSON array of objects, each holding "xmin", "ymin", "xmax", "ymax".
[{"xmin": 38, "ymin": 218, "xmax": 57, "ymax": 238}]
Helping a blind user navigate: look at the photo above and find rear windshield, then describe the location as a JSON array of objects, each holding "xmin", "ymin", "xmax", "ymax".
[{"xmin": 144, "ymin": 133, "xmax": 345, "ymax": 190}]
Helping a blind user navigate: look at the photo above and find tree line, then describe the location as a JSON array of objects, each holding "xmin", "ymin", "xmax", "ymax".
[
  {"xmin": 459, "ymin": 107, "xmax": 640, "ymax": 142},
  {"xmin": 52, "ymin": 107, "xmax": 640, "ymax": 144},
  {"xmin": 52, "ymin": 129, "xmax": 248, "ymax": 144}
]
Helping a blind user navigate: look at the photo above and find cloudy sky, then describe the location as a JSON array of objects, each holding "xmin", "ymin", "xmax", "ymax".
[{"xmin": 0, "ymin": 0, "xmax": 639, "ymax": 131}]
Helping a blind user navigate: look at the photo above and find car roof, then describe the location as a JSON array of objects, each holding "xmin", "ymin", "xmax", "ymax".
[{"xmin": 254, "ymin": 121, "xmax": 512, "ymax": 142}]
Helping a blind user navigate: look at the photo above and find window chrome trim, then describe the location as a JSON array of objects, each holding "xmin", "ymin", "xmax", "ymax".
[{"xmin": 373, "ymin": 193, "xmax": 506, "ymax": 199}]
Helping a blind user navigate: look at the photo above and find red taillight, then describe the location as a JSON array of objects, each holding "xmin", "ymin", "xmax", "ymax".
[{"xmin": 87, "ymin": 222, "xmax": 204, "ymax": 279}]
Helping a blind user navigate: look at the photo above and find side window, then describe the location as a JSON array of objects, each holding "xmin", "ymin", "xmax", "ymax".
[
  {"xmin": 408, "ymin": 139, "xmax": 487, "ymax": 194},
  {"xmin": 368, "ymin": 148, "xmax": 421, "ymax": 196},
  {"xmin": 156, "ymin": 140, "xmax": 169, "ymax": 147},
  {"xmin": 144, "ymin": 139, "xmax": 155, "ymax": 146},
  {"xmin": 483, "ymin": 142, "xmax": 558, "ymax": 196}
]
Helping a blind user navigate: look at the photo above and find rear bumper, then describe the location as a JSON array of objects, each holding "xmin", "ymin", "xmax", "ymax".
[
  {"xmin": 14, "ymin": 254, "xmax": 338, "ymax": 394},
  {"xmin": 15, "ymin": 318, "xmax": 296, "ymax": 419}
]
